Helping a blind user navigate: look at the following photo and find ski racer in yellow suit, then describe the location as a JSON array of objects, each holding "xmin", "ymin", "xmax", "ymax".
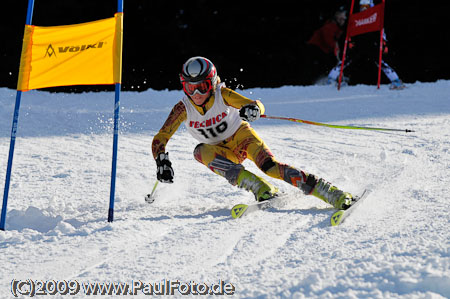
[{"xmin": 152, "ymin": 56, "xmax": 354, "ymax": 209}]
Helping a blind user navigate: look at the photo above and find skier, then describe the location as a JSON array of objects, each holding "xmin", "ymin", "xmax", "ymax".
[
  {"xmin": 152, "ymin": 56, "xmax": 354, "ymax": 209},
  {"xmin": 327, "ymin": 0, "xmax": 405, "ymax": 89}
]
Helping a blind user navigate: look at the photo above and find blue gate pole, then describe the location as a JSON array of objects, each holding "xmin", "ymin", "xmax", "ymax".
[
  {"xmin": 1, "ymin": 0, "xmax": 35, "ymax": 231},
  {"xmin": 1, "ymin": 93, "xmax": 23, "ymax": 231},
  {"xmin": 108, "ymin": 0, "xmax": 123, "ymax": 222},
  {"xmin": 108, "ymin": 84, "xmax": 120, "ymax": 222}
]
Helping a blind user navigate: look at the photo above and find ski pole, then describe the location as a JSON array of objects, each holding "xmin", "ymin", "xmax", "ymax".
[
  {"xmin": 261, "ymin": 115, "xmax": 415, "ymax": 133},
  {"xmin": 145, "ymin": 180, "xmax": 159, "ymax": 203}
]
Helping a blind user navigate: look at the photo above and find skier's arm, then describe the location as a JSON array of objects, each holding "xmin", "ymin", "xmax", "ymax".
[
  {"xmin": 152, "ymin": 101, "xmax": 187, "ymax": 159},
  {"xmin": 221, "ymin": 87, "xmax": 265, "ymax": 114}
]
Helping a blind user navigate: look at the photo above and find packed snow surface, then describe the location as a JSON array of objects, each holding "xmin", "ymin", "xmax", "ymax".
[{"xmin": 1, "ymin": 81, "xmax": 449, "ymax": 298}]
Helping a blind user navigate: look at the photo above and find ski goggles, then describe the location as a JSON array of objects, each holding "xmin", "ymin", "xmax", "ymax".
[{"xmin": 182, "ymin": 80, "xmax": 212, "ymax": 96}]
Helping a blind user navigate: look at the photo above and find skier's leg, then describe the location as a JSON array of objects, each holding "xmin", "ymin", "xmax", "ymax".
[
  {"xmin": 376, "ymin": 60, "xmax": 404, "ymax": 89},
  {"xmin": 380, "ymin": 60, "xmax": 399, "ymax": 81},
  {"xmin": 263, "ymin": 157, "xmax": 354, "ymax": 210},
  {"xmin": 327, "ymin": 64, "xmax": 342, "ymax": 83},
  {"xmin": 327, "ymin": 59, "xmax": 351, "ymax": 85},
  {"xmin": 238, "ymin": 125, "xmax": 354, "ymax": 209},
  {"xmin": 193, "ymin": 143, "xmax": 278, "ymax": 201}
]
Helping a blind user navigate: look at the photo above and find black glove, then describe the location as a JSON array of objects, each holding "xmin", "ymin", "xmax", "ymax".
[
  {"xmin": 239, "ymin": 104, "xmax": 261, "ymax": 122},
  {"xmin": 156, "ymin": 152, "xmax": 174, "ymax": 183}
]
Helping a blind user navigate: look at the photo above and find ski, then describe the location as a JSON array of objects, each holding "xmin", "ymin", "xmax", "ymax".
[
  {"xmin": 330, "ymin": 189, "xmax": 371, "ymax": 226},
  {"xmin": 231, "ymin": 193, "xmax": 289, "ymax": 219},
  {"xmin": 231, "ymin": 189, "xmax": 372, "ymax": 224},
  {"xmin": 231, "ymin": 201, "xmax": 267, "ymax": 219}
]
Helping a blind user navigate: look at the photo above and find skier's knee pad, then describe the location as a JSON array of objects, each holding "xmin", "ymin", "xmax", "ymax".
[
  {"xmin": 260, "ymin": 158, "xmax": 276, "ymax": 173},
  {"xmin": 281, "ymin": 166, "xmax": 317, "ymax": 194},
  {"xmin": 193, "ymin": 143, "xmax": 205, "ymax": 163},
  {"xmin": 301, "ymin": 174, "xmax": 318, "ymax": 195},
  {"xmin": 208, "ymin": 155, "xmax": 244, "ymax": 186}
]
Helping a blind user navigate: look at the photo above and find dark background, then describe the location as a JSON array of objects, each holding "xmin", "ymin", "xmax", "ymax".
[{"xmin": 1, "ymin": 0, "xmax": 449, "ymax": 92}]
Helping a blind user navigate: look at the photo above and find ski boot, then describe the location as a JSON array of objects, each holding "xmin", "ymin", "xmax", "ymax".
[
  {"xmin": 389, "ymin": 79, "xmax": 405, "ymax": 90},
  {"xmin": 311, "ymin": 178, "xmax": 354, "ymax": 210},
  {"xmin": 237, "ymin": 170, "xmax": 278, "ymax": 202}
]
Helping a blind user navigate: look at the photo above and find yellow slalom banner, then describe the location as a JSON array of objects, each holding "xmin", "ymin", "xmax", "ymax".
[{"xmin": 17, "ymin": 13, "xmax": 123, "ymax": 91}]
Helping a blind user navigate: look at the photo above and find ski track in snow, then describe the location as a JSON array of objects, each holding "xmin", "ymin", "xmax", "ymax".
[{"xmin": 0, "ymin": 82, "xmax": 450, "ymax": 298}]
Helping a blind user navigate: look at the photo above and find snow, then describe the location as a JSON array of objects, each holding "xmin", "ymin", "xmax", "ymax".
[{"xmin": 1, "ymin": 81, "xmax": 449, "ymax": 298}]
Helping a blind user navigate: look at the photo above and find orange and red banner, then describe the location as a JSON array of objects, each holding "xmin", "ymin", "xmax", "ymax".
[
  {"xmin": 347, "ymin": 2, "xmax": 384, "ymax": 37},
  {"xmin": 17, "ymin": 13, "xmax": 123, "ymax": 91}
]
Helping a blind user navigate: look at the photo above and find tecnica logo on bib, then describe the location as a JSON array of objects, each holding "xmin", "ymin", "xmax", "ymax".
[{"xmin": 189, "ymin": 112, "xmax": 228, "ymax": 129}]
